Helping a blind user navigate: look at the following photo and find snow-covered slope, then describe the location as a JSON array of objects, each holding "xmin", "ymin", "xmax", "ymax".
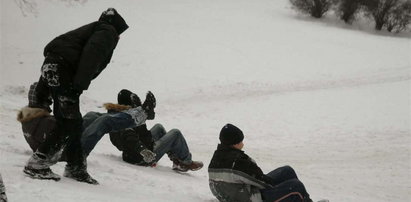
[{"xmin": 1, "ymin": 0, "xmax": 410, "ymax": 201}]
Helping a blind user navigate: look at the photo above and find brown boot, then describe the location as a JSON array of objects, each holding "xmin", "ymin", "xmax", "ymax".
[{"xmin": 172, "ymin": 160, "xmax": 203, "ymax": 172}]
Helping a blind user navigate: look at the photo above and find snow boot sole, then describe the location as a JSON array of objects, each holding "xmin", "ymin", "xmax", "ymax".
[{"xmin": 23, "ymin": 166, "xmax": 61, "ymax": 181}]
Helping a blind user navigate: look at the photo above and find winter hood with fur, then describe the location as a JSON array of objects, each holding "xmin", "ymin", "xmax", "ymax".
[{"xmin": 17, "ymin": 106, "xmax": 56, "ymax": 152}]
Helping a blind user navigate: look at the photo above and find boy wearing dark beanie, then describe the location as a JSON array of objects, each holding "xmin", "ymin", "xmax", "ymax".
[{"xmin": 208, "ymin": 124, "xmax": 316, "ymax": 202}]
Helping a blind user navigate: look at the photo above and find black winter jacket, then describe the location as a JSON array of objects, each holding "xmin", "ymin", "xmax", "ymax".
[
  {"xmin": 109, "ymin": 124, "xmax": 155, "ymax": 165},
  {"xmin": 208, "ymin": 144, "xmax": 272, "ymax": 202},
  {"xmin": 17, "ymin": 107, "xmax": 56, "ymax": 152},
  {"xmin": 44, "ymin": 20, "xmax": 124, "ymax": 90}
]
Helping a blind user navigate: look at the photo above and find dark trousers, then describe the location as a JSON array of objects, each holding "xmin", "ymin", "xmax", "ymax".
[
  {"xmin": 35, "ymin": 55, "xmax": 85, "ymax": 167},
  {"xmin": 261, "ymin": 166, "xmax": 310, "ymax": 202}
]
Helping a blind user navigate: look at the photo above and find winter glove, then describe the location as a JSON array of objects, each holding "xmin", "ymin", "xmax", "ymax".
[
  {"xmin": 142, "ymin": 91, "xmax": 156, "ymax": 120},
  {"xmin": 139, "ymin": 148, "xmax": 156, "ymax": 164}
]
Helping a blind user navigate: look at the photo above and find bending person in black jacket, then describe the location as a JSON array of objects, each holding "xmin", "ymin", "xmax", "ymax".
[
  {"xmin": 208, "ymin": 124, "xmax": 313, "ymax": 202},
  {"xmin": 24, "ymin": 8, "xmax": 128, "ymax": 184}
]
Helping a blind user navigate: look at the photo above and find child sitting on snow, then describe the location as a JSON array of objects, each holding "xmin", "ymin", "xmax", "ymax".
[
  {"xmin": 106, "ymin": 89, "xmax": 203, "ymax": 172},
  {"xmin": 208, "ymin": 123, "xmax": 314, "ymax": 202},
  {"xmin": 17, "ymin": 83, "xmax": 65, "ymax": 172}
]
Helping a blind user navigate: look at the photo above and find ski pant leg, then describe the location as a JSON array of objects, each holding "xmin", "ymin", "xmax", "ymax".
[
  {"xmin": 153, "ymin": 128, "xmax": 192, "ymax": 164},
  {"xmin": 261, "ymin": 179, "xmax": 307, "ymax": 202},
  {"xmin": 58, "ymin": 109, "xmax": 99, "ymax": 163},
  {"xmin": 81, "ymin": 112, "xmax": 135, "ymax": 156},
  {"xmin": 266, "ymin": 166, "xmax": 299, "ymax": 186},
  {"xmin": 27, "ymin": 56, "xmax": 83, "ymax": 168},
  {"xmin": 49, "ymin": 85, "xmax": 84, "ymax": 167}
]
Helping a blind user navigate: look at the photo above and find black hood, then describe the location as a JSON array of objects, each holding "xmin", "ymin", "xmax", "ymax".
[{"xmin": 99, "ymin": 8, "xmax": 129, "ymax": 35}]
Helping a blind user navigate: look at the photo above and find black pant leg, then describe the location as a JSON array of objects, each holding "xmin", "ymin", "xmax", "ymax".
[
  {"xmin": 266, "ymin": 166, "xmax": 299, "ymax": 186},
  {"xmin": 261, "ymin": 179, "xmax": 308, "ymax": 202},
  {"xmin": 35, "ymin": 56, "xmax": 65, "ymax": 156},
  {"xmin": 36, "ymin": 55, "xmax": 85, "ymax": 167},
  {"xmin": 52, "ymin": 88, "xmax": 84, "ymax": 166},
  {"xmin": 61, "ymin": 118, "xmax": 84, "ymax": 166}
]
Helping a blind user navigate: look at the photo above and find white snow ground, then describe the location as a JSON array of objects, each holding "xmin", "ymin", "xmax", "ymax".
[{"xmin": 1, "ymin": 0, "xmax": 410, "ymax": 201}]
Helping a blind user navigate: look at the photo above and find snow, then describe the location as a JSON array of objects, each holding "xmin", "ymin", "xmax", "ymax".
[{"xmin": 1, "ymin": 0, "xmax": 410, "ymax": 201}]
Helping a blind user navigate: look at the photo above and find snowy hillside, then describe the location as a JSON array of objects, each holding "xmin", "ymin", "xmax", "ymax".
[{"xmin": 1, "ymin": 0, "xmax": 410, "ymax": 201}]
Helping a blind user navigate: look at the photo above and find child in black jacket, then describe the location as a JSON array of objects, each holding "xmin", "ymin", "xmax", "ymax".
[{"xmin": 208, "ymin": 124, "xmax": 313, "ymax": 202}]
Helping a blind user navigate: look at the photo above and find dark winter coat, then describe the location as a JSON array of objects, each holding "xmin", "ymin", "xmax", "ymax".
[
  {"xmin": 17, "ymin": 107, "xmax": 56, "ymax": 152},
  {"xmin": 208, "ymin": 144, "xmax": 272, "ymax": 202},
  {"xmin": 43, "ymin": 19, "xmax": 125, "ymax": 91},
  {"xmin": 109, "ymin": 124, "xmax": 155, "ymax": 165},
  {"xmin": 103, "ymin": 103, "xmax": 154, "ymax": 165}
]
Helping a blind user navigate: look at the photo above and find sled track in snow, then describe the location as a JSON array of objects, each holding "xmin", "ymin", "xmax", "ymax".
[{"xmin": 173, "ymin": 68, "xmax": 411, "ymax": 104}]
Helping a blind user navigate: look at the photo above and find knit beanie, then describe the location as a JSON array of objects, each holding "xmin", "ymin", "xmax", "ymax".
[
  {"xmin": 219, "ymin": 124, "xmax": 244, "ymax": 145},
  {"xmin": 99, "ymin": 8, "xmax": 129, "ymax": 35},
  {"xmin": 117, "ymin": 89, "xmax": 141, "ymax": 107},
  {"xmin": 28, "ymin": 82, "xmax": 52, "ymax": 112}
]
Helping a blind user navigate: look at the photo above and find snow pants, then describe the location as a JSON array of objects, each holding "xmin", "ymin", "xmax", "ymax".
[
  {"xmin": 30, "ymin": 54, "xmax": 85, "ymax": 168},
  {"xmin": 261, "ymin": 166, "xmax": 311, "ymax": 202}
]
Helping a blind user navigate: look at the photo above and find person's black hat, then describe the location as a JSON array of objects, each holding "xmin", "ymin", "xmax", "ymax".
[
  {"xmin": 117, "ymin": 89, "xmax": 141, "ymax": 107},
  {"xmin": 28, "ymin": 82, "xmax": 52, "ymax": 112},
  {"xmin": 99, "ymin": 8, "xmax": 129, "ymax": 35},
  {"xmin": 219, "ymin": 124, "xmax": 244, "ymax": 145}
]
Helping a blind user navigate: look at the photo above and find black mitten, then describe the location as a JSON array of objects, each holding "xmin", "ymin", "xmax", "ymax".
[{"xmin": 142, "ymin": 91, "xmax": 156, "ymax": 120}]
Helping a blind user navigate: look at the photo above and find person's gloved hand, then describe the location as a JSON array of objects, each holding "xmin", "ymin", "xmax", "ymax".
[
  {"xmin": 142, "ymin": 91, "xmax": 156, "ymax": 120},
  {"xmin": 140, "ymin": 148, "xmax": 156, "ymax": 164}
]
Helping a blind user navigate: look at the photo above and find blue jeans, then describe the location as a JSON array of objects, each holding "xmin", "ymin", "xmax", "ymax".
[
  {"xmin": 81, "ymin": 111, "xmax": 136, "ymax": 155},
  {"xmin": 150, "ymin": 124, "xmax": 192, "ymax": 164},
  {"xmin": 260, "ymin": 166, "xmax": 310, "ymax": 202}
]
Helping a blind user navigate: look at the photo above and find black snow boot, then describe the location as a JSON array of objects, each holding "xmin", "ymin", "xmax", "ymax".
[{"xmin": 63, "ymin": 164, "xmax": 98, "ymax": 185}]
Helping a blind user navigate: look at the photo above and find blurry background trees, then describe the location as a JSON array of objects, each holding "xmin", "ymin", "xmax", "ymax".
[
  {"xmin": 290, "ymin": 0, "xmax": 333, "ymax": 18},
  {"xmin": 14, "ymin": 0, "xmax": 86, "ymax": 16},
  {"xmin": 290, "ymin": 0, "xmax": 411, "ymax": 33}
]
